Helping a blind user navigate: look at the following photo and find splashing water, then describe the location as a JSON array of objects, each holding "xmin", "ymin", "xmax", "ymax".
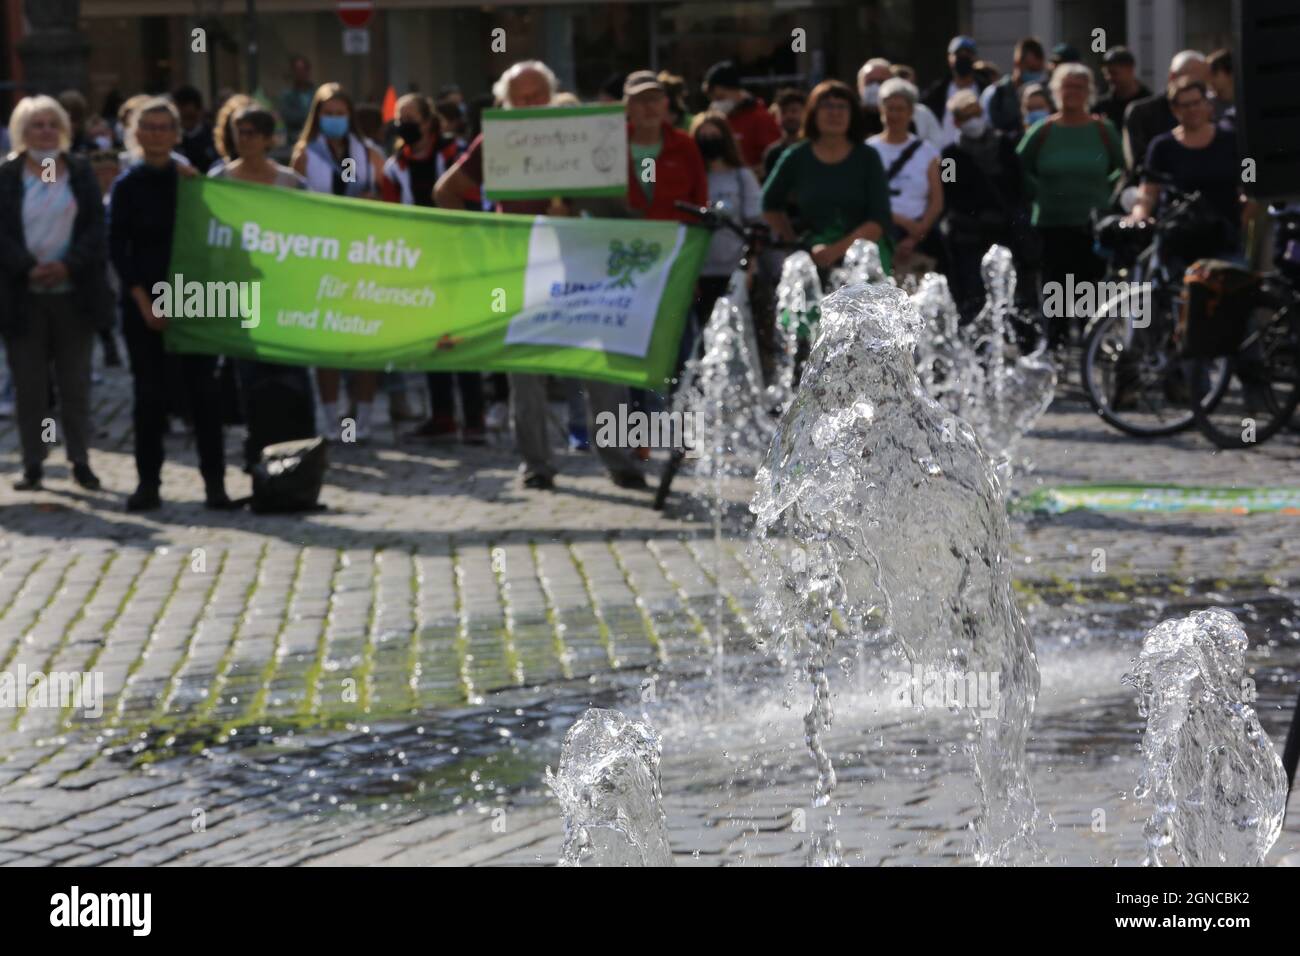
[
  {"xmin": 828, "ymin": 238, "xmax": 889, "ymax": 290},
  {"xmin": 960, "ymin": 246, "xmax": 1056, "ymax": 467},
  {"xmin": 546, "ymin": 708, "xmax": 674, "ymax": 867},
  {"xmin": 910, "ymin": 272, "xmax": 969, "ymax": 415},
  {"xmin": 751, "ymin": 281, "xmax": 1042, "ymax": 865},
  {"xmin": 771, "ymin": 251, "xmax": 823, "ymax": 413},
  {"xmin": 1125, "ymin": 608, "xmax": 1287, "ymax": 866}
]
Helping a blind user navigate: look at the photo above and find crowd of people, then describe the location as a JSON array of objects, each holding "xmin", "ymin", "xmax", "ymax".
[{"xmin": 0, "ymin": 34, "xmax": 1248, "ymax": 505}]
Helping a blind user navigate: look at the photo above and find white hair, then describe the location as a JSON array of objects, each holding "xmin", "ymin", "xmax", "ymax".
[
  {"xmin": 1049, "ymin": 62, "xmax": 1095, "ymax": 102},
  {"xmin": 1170, "ymin": 50, "xmax": 1207, "ymax": 73},
  {"xmin": 8, "ymin": 95, "xmax": 72, "ymax": 154},
  {"xmin": 857, "ymin": 57, "xmax": 891, "ymax": 90},
  {"xmin": 878, "ymin": 76, "xmax": 918, "ymax": 107},
  {"xmin": 492, "ymin": 60, "xmax": 558, "ymax": 108}
]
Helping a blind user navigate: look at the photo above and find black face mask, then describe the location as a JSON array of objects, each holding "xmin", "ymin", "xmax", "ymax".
[
  {"xmin": 397, "ymin": 121, "xmax": 423, "ymax": 144},
  {"xmin": 953, "ymin": 57, "xmax": 975, "ymax": 78},
  {"xmin": 697, "ymin": 136, "xmax": 726, "ymax": 161}
]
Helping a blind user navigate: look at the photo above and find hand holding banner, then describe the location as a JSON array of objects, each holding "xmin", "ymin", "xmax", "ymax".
[
  {"xmin": 162, "ymin": 177, "xmax": 708, "ymax": 389},
  {"xmin": 479, "ymin": 104, "xmax": 628, "ymax": 200}
]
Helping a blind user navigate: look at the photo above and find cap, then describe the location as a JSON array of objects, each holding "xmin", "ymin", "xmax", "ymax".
[
  {"xmin": 1051, "ymin": 42, "xmax": 1081, "ymax": 63},
  {"xmin": 623, "ymin": 70, "xmax": 664, "ymax": 99},
  {"xmin": 948, "ymin": 36, "xmax": 978, "ymax": 56},
  {"xmin": 1102, "ymin": 46, "xmax": 1135, "ymax": 66},
  {"xmin": 702, "ymin": 60, "xmax": 742, "ymax": 92}
]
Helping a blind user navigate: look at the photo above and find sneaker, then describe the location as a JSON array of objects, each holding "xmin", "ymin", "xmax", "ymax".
[
  {"xmin": 72, "ymin": 463, "xmax": 101, "ymax": 490},
  {"xmin": 522, "ymin": 472, "xmax": 555, "ymax": 490},
  {"xmin": 126, "ymin": 484, "xmax": 161, "ymax": 512},
  {"xmin": 568, "ymin": 426, "xmax": 590, "ymax": 452},
  {"xmin": 13, "ymin": 468, "xmax": 41, "ymax": 491},
  {"xmin": 485, "ymin": 401, "xmax": 509, "ymax": 431}
]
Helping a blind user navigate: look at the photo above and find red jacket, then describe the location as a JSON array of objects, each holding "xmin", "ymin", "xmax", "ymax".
[
  {"xmin": 727, "ymin": 97, "xmax": 782, "ymax": 169},
  {"xmin": 626, "ymin": 122, "xmax": 708, "ymax": 223}
]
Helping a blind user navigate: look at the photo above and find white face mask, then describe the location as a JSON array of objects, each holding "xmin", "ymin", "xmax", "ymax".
[
  {"xmin": 861, "ymin": 82, "xmax": 880, "ymax": 107},
  {"xmin": 959, "ymin": 116, "xmax": 988, "ymax": 138},
  {"xmin": 94, "ymin": 135, "xmax": 112, "ymax": 151},
  {"xmin": 709, "ymin": 98, "xmax": 736, "ymax": 115},
  {"xmin": 28, "ymin": 148, "xmax": 59, "ymax": 164}
]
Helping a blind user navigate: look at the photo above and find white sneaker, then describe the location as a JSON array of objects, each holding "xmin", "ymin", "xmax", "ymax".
[{"xmin": 485, "ymin": 401, "xmax": 508, "ymax": 430}]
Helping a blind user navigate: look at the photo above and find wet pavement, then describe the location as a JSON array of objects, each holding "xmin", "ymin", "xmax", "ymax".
[{"xmin": 1, "ymin": 360, "xmax": 1299, "ymax": 865}]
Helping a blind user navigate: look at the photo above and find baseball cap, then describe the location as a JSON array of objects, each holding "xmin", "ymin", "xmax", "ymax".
[
  {"xmin": 1102, "ymin": 46, "xmax": 1135, "ymax": 67},
  {"xmin": 702, "ymin": 61, "xmax": 742, "ymax": 92},
  {"xmin": 623, "ymin": 70, "xmax": 664, "ymax": 99},
  {"xmin": 1051, "ymin": 42, "xmax": 1081, "ymax": 63},
  {"xmin": 948, "ymin": 36, "xmax": 978, "ymax": 56}
]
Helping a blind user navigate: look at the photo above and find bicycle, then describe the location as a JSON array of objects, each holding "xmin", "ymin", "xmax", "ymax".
[
  {"xmin": 1184, "ymin": 206, "xmax": 1300, "ymax": 449},
  {"xmin": 652, "ymin": 200, "xmax": 804, "ymax": 511},
  {"xmin": 1080, "ymin": 183, "xmax": 1231, "ymax": 437}
]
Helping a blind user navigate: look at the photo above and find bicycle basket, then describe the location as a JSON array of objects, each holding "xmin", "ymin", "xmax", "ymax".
[{"xmin": 1176, "ymin": 259, "xmax": 1267, "ymax": 358}]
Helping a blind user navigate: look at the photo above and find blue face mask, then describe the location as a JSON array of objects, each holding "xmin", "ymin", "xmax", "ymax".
[
  {"xmin": 319, "ymin": 115, "xmax": 350, "ymax": 139},
  {"xmin": 1019, "ymin": 70, "xmax": 1046, "ymax": 85},
  {"xmin": 1026, "ymin": 108, "xmax": 1050, "ymax": 126}
]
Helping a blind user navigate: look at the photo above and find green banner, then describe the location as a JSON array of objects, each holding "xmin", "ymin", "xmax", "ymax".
[
  {"xmin": 1011, "ymin": 483, "xmax": 1300, "ymax": 515},
  {"xmin": 162, "ymin": 177, "xmax": 709, "ymax": 388}
]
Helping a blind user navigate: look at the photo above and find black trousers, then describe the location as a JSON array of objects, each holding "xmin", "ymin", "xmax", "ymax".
[
  {"xmin": 1038, "ymin": 225, "xmax": 1105, "ymax": 349},
  {"xmin": 425, "ymin": 371, "xmax": 485, "ymax": 427},
  {"xmin": 122, "ymin": 308, "xmax": 225, "ymax": 487}
]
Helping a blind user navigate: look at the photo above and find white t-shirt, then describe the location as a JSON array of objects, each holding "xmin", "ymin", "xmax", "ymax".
[{"xmin": 868, "ymin": 133, "xmax": 940, "ymax": 222}]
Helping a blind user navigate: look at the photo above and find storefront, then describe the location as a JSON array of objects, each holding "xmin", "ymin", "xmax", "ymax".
[{"xmin": 66, "ymin": 0, "xmax": 963, "ymax": 118}]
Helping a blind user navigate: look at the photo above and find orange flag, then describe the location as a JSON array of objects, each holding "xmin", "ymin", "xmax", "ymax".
[{"xmin": 381, "ymin": 85, "xmax": 397, "ymax": 122}]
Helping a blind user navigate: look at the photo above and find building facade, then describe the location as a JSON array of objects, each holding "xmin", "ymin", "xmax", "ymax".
[{"xmin": 2, "ymin": 0, "xmax": 1238, "ymax": 121}]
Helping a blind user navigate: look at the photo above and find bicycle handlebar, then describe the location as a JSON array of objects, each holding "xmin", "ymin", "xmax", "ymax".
[{"xmin": 673, "ymin": 200, "xmax": 806, "ymax": 251}]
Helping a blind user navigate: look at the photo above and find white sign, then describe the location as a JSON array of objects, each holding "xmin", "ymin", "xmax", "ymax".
[
  {"xmin": 480, "ymin": 104, "xmax": 627, "ymax": 200},
  {"xmin": 507, "ymin": 218, "xmax": 687, "ymax": 358},
  {"xmin": 342, "ymin": 27, "xmax": 370, "ymax": 55}
]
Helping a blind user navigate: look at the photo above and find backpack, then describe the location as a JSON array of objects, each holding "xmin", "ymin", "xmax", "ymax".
[
  {"xmin": 250, "ymin": 437, "xmax": 328, "ymax": 514},
  {"xmin": 1022, "ymin": 116, "xmax": 1117, "ymax": 169},
  {"xmin": 1177, "ymin": 259, "xmax": 1269, "ymax": 358}
]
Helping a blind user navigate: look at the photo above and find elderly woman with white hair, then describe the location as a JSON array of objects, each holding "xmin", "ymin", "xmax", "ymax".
[
  {"xmin": 433, "ymin": 60, "xmax": 645, "ymax": 493},
  {"xmin": 1016, "ymin": 62, "xmax": 1124, "ymax": 350},
  {"xmin": 0, "ymin": 95, "xmax": 112, "ymax": 492},
  {"xmin": 868, "ymin": 77, "xmax": 945, "ymax": 274}
]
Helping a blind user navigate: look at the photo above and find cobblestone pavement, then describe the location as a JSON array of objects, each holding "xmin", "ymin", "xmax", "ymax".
[{"xmin": 0, "ymin": 360, "xmax": 1298, "ymax": 866}]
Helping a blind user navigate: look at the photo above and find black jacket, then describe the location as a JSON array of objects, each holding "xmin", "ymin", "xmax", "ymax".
[
  {"xmin": 0, "ymin": 152, "xmax": 113, "ymax": 338},
  {"xmin": 922, "ymin": 71, "xmax": 984, "ymax": 123}
]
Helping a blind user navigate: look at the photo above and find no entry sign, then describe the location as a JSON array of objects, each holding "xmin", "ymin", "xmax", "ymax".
[{"xmin": 336, "ymin": 0, "xmax": 374, "ymax": 28}]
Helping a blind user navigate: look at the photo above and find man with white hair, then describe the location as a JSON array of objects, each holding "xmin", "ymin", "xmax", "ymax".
[
  {"xmin": 1122, "ymin": 49, "xmax": 1208, "ymax": 175},
  {"xmin": 434, "ymin": 61, "xmax": 645, "ymax": 491},
  {"xmin": 857, "ymin": 57, "xmax": 943, "ymax": 147}
]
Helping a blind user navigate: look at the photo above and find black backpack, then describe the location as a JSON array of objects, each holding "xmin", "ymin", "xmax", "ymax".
[{"xmin": 250, "ymin": 437, "xmax": 328, "ymax": 514}]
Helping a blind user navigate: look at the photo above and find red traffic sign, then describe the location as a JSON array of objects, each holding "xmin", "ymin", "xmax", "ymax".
[{"xmin": 336, "ymin": 0, "xmax": 374, "ymax": 28}]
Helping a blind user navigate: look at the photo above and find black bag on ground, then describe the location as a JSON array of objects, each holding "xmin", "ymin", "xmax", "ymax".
[
  {"xmin": 250, "ymin": 437, "xmax": 327, "ymax": 514},
  {"xmin": 1177, "ymin": 259, "xmax": 1268, "ymax": 358},
  {"xmin": 241, "ymin": 362, "xmax": 316, "ymax": 468}
]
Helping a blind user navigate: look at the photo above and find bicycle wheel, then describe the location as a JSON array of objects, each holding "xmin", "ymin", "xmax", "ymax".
[
  {"xmin": 1082, "ymin": 308, "xmax": 1228, "ymax": 437},
  {"xmin": 1191, "ymin": 306, "xmax": 1300, "ymax": 449}
]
